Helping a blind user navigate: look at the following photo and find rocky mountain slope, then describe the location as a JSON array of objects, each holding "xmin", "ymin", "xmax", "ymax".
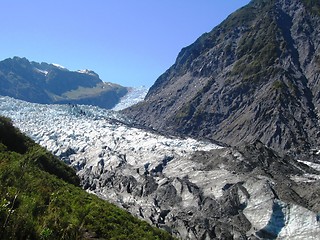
[
  {"xmin": 0, "ymin": 57, "xmax": 128, "ymax": 109},
  {"xmin": 124, "ymin": 0, "xmax": 320, "ymax": 157},
  {"xmin": 1, "ymin": 96, "xmax": 319, "ymax": 239},
  {"xmin": 0, "ymin": 115, "xmax": 173, "ymax": 239}
]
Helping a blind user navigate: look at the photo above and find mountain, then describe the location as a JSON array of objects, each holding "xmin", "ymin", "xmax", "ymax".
[
  {"xmin": 0, "ymin": 115, "xmax": 174, "ymax": 239},
  {"xmin": 3, "ymin": 1, "xmax": 320, "ymax": 239},
  {"xmin": 1, "ymin": 96, "xmax": 319, "ymax": 239},
  {"xmin": 124, "ymin": 0, "xmax": 320, "ymax": 157},
  {"xmin": 0, "ymin": 57, "xmax": 128, "ymax": 109}
]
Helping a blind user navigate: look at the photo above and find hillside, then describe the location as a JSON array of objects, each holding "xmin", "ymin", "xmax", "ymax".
[
  {"xmin": 0, "ymin": 116, "xmax": 174, "ymax": 240},
  {"xmin": 0, "ymin": 57, "xmax": 128, "ymax": 109},
  {"xmin": 124, "ymin": 0, "xmax": 320, "ymax": 157}
]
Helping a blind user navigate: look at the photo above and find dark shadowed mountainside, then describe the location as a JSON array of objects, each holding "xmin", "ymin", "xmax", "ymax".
[{"xmin": 124, "ymin": 0, "xmax": 320, "ymax": 158}]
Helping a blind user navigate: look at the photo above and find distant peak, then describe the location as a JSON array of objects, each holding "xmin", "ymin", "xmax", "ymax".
[
  {"xmin": 10, "ymin": 56, "xmax": 30, "ymax": 65},
  {"xmin": 13, "ymin": 56, "xmax": 28, "ymax": 61}
]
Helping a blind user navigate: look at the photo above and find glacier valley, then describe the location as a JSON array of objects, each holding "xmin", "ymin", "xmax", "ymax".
[{"xmin": 0, "ymin": 96, "xmax": 319, "ymax": 239}]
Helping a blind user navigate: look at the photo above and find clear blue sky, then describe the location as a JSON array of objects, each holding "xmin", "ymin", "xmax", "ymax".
[{"xmin": 0, "ymin": 0, "xmax": 250, "ymax": 87}]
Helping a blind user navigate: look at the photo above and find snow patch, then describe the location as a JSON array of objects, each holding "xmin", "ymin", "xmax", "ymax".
[
  {"xmin": 34, "ymin": 68, "xmax": 48, "ymax": 75},
  {"xmin": 77, "ymin": 69, "xmax": 96, "ymax": 76},
  {"xmin": 52, "ymin": 63, "xmax": 67, "ymax": 69}
]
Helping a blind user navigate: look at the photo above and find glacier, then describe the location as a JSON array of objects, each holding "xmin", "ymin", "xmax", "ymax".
[
  {"xmin": 112, "ymin": 86, "xmax": 148, "ymax": 111},
  {"xmin": 0, "ymin": 95, "xmax": 319, "ymax": 239}
]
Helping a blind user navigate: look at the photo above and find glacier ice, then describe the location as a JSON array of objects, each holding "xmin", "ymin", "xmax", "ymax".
[{"xmin": 0, "ymin": 95, "xmax": 319, "ymax": 239}]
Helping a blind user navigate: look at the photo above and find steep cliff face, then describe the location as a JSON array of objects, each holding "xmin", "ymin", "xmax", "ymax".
[{"xmin": 125, "ymin": 0, "xmax": 320, "ymax": 156}]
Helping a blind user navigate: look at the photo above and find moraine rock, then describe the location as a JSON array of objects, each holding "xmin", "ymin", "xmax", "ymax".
[{"xmin": 1, "ymin": 96, "xmax": 319, "ymax": 239}]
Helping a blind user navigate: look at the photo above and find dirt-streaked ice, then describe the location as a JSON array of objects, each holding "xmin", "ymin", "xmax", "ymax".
[{"xmin": 0, "ymin": 95, "xmax": 319, "ymax": 239}]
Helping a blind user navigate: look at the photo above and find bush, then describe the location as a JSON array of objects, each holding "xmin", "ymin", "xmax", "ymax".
[{"xmin": 0, "ymin": 116, "xmax": 175, "ymax": 239}]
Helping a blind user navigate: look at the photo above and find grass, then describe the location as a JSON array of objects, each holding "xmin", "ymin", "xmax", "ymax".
[
  {"xmin": 62, "ymin": 82, "xmax": 126, "ymax": 100},
  {"xmin": 231, "ymin": 17, "xmax": 280, "ymax": 81},
  {"xmin": 0, "ymin": 116, "xmax": 175, "ymax": 240}
]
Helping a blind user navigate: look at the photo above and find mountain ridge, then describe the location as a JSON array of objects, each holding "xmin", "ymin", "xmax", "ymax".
[
  {"xmin": 124, "ymin": 0, "xmax": 320, "ymax": 158},
  {"xmin": 0, "ymin": 56, "xmax": 128, "ymax": 109}
]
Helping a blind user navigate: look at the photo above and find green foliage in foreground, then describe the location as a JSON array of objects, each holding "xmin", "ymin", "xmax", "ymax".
[{"xmin": 0, "ymin": 116, "xmax": 174, "ymax": 240}]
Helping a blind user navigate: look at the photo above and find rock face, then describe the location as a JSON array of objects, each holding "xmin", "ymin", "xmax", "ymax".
[
  {"xmin": 124, "ymin": 0, "xmax": 320, "ymax": 156},
  {"xmin": 0, "ymin": 57, "xmax": 128, "ymax": 109},
  {"xmin": 1, "ymin": 96, "xmax": 319, "ymax": 239}
]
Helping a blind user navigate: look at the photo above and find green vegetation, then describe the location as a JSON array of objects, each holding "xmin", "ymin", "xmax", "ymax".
[
  {"xmin": 302, "ymin": 0, "xmax": 320, "ymax": 15},
  {"xmin": 315, "ymin": 55, "xmax": 320, "ymax": 68},
  {"xmin": 231, "ymin": 17, "xmax": 280, "ymax": 82},
  {"xmin": 0, "ymin": 57, "xmax": 128, "ymax": 109},
  {"xmin": 176, "ymin": 103, "xmax": 194, "ymax": 121},
  {"xmin": 221, "ymin": 1, "xmax": 259, "ymax": 30},
  {"xmin": 272, "ymin": 80, "xmax": 286, "ymax": 90},
  {"xmin": 0, "ymin": 116, "xmax": 174, "ymax": 240},
  {"xmin": 219, "ymin": 0, "xmax": 282, "ymax": 84},
  {"xmin": 61, "ymin": 83, "xmax": 126, "ymax": 100}
]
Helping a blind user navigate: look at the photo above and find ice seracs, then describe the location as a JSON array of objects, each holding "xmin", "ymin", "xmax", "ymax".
[
  {"xmin": 112, "ymin": 86, "xmax": 148, "ymax": 111},
  {"xmin": 0, "ymin": 95, "xmax": 319, "ymax": 239}
]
